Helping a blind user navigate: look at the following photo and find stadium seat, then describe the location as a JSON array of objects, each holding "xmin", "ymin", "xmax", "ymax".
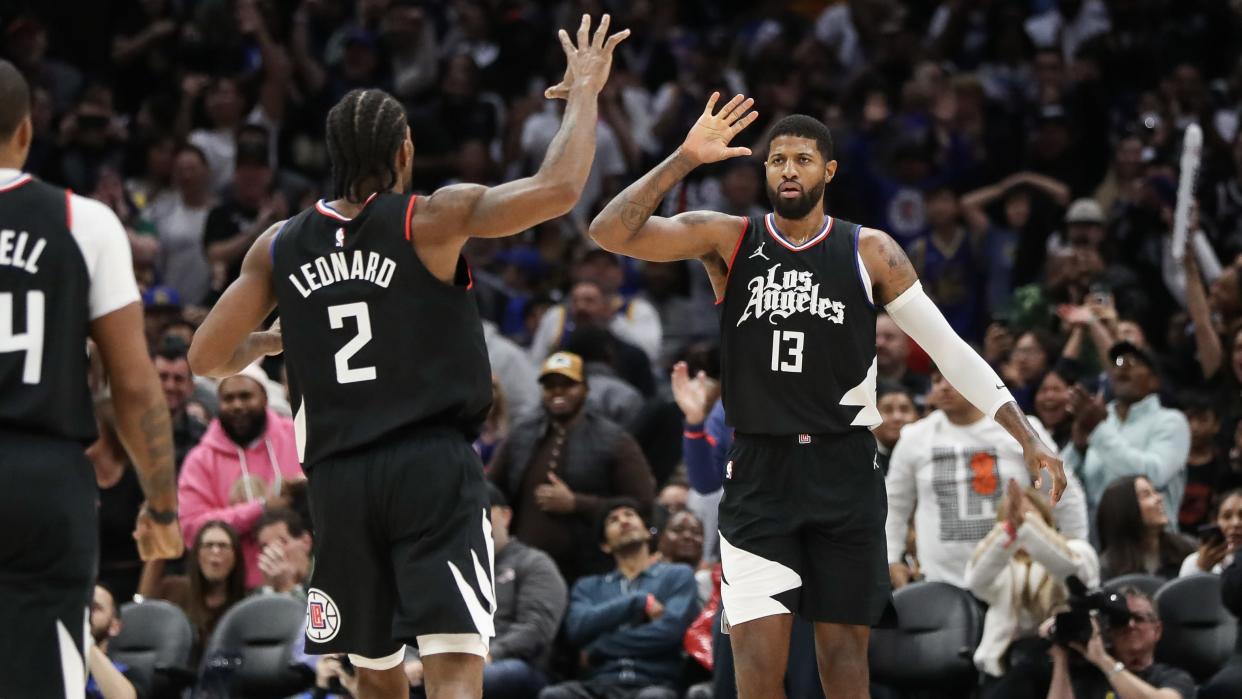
[
  {"xmin": 109, "ymin": 599, "xmax": 195, "ymax": 699},
  {"xmin": 1101, "ymin": 573, "xmax": 1166, "ymax": 598},
  {"xmin": 199, "ymin": 593, "xmax": 311, "ymax": 698},
  {"xmin": 868, "ymin": 582, "xmax": 984, "ymax": 695},
  {"xmin": 1154, "ymin": 573, "xmax": 1239, "ymax": 683}
]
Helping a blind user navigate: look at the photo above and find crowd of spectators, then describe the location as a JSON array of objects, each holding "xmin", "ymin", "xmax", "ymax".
[{"xmin": 18, "ymin": 0, "xmax": 1242, "ymax": 696}]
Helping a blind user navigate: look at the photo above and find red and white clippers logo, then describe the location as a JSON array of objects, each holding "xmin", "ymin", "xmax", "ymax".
[{"xmin": 305, "ymin": 588, "xmax": 341, "ymax": 643}]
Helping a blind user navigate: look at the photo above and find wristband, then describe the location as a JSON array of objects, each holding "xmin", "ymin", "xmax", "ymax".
[
  {"xmin": 1106, "ymin": 660, "xmax": 1125, "ymax": 678},
  {"xmin": 147, "ymin": 507, "xmax": 179, "ymax": 525}
]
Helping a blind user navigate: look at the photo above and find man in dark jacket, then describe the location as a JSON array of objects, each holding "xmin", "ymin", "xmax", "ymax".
[
  {"xmin": 539, "ymin": 501, "xmax": 699, "ymax": 699},
  {"xmin": 490, "ymin": 352, "xmax": 656, "ymax": 584},
  {"xmin": 485, "ymin": 483, "xmax": 569, "ymax": 699}
]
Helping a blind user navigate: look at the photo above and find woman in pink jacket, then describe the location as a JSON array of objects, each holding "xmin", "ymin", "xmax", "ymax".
[{"xmin": 177, "ymin": 372, "xmax": 303, "ymax": 588}]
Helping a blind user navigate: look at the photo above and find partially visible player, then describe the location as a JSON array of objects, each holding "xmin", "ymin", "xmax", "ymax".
[
  {"xmin": 0, "ymin": 60, "xmax": 183, "ymax": 698},
  {"xmin": 585, "ymin": 95, "xmax": 1066, "ymax": 698},
  {"xmin": 189, "ymin": 15, "xmax": 628, "ymax": 699}
]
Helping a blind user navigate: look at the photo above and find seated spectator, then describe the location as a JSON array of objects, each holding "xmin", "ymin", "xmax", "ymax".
[
  {"xmin": 153, "ymin": 342, "xmax": 208, "ymax": 471},
  {"xmin": 528, "ymin": 251, "xmax": 661, "ymax": 366},
  {"xmin": 874, "ymin": 383, "xmax": 918, "ymax": 474},
  {"xmin": 965, "ymin": 481, "xmax": 1099, "ymax": 696},
  {"xmin": 1180, "ymin": 489, "xmax": 1242, "ymax": 576},
  {"xmin": 483, "ymin": 484, "xmax": 568, "ymax": 698},
  {"xmin": 656, "ymin": 510, "xmax": 710, "ymax": 604},
  {"xmin": 137, "ymin": 520, "xmax": 247, "ymax": 662},
  {"xmin": 1179, "ymin": 394, "xmax": 1236, "ymax": 534},
  {"xmin": 1034, "ymin": 369, "xmax": 1074, "ymax": 450},
  {"xmin": 563, "ymin": 326, "xmax": 645, "ymax": 429},
  {"xmin": 887, "ymin": 368, "xmax": 1088, "ymax": 589},
  {"xmin": 179, "ymin": 368, "xmax": 303, "ymax": 588},
  {"xmin": 254, "ymin": 507, "xmax": 313, "ymax": 597},
  {"xmin": 490, "ymin": 352, "xmax": 656, "ymax": 583},
  {"xmin": 656, "ymin": 483, "xmax": 689, "ymax": 515},
  {"xmin": 876, "ymin": 313, "xmax": 930, "ymax": 396},
  {"xmin": 89, "ymin": 399, "xmax": 145, "ymax": 604},
  {"xmin": 1041, "ymin": 587, "xmax": 1195, "ymax": 699},
  {"xmin": 87, "ymin": 584, "xmax": 139, "ymax": 699},
  {"xmin": 1064, "ymin": 342, "xmax": 1190, "ymax": 524},
  {"xmin": 999, "ymin": 330, "xmax": 1056, "ymax": 413},
  {"xmin": 1096, "ymin": 476, "xmax": 1194, "ymax": 580},
  {"xmin": 541, "ymin": 502, "xmax": 699, "ymax": 699}
]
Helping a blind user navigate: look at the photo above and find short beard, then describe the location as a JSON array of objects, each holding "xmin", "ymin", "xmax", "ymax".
[
  {"xmin": 766, "ymin": 180, "xmax": 826, "ymax": 220},
  {"xmin": 221, "ymin": 410, "xmax": 267, "ymax": 446}
]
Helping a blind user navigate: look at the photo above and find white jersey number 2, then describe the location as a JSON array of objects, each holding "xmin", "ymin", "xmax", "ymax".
[
  {"xmin": 0, "ymin": 291, "xmax": 44, "ymax": 384},
  {"xmin": 329, "ymin": 302, "xmax": 377, "ymax": 383},
  {"xmin": 770, "ymin": 330, "xmax": 804, "ymax": 373}
]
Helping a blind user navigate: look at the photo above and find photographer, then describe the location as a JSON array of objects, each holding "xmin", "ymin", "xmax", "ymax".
[{"xmin": 1044, "ymin": 587, "xmax": 1195, "ymax": 699}]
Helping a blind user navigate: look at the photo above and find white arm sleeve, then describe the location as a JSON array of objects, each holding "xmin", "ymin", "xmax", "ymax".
[
  {"xmin": 885, "ymin": 281, "xmax": 1013, "ymax": 418},
  {"xmin": 68, "ymin": 194, "xmax": 141, "ymax": 320}
]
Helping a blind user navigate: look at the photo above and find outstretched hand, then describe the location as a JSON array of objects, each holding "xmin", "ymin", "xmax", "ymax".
[
  {"xmin": 544, "ymin": 14, "xmax": 631, "ymax": 100},
  {"xmin": 679, "ymin": 92, "xmax": 759, "ymax": 166}
]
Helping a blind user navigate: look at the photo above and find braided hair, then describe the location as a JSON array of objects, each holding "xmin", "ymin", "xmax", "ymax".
[{"xmin": 325, "ymin": 89, "xmax": 410, "ymax": 203}]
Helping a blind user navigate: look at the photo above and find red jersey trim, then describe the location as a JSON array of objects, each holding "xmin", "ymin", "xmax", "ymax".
[
  {"xmin": 64, "ymin": 189, "xmax": 73, "ymax": 229},
  {"xmin": 315, "ymin": 192, "xmax": 379, "ymax": 222},
  {"xmin": 764, "ymin": 213, "xmax": 833, "ymax": 251},
  {"xmin": 404, "ymin": 195, "xmax": 418, "ymax": 241},
  {"xmin": 714, "ymin": 216, "xmax": 751, "ymax": 306},
  {"xmin": 0, "ymin": 174, "xmax": 33, "ymax": 193}
]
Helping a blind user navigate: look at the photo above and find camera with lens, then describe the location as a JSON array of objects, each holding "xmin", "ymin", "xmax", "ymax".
[{"xmin": 1051, "ymin": 576, "xmax": 1133, "ymax": 646}]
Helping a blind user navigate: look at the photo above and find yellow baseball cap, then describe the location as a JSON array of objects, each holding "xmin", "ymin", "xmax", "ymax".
[{"xmin": 540, "ymin": 352, "xmax": 585, "ymax": 383}]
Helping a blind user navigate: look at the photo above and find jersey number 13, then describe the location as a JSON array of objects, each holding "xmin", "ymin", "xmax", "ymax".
[{"xmin": 770, "ymin": 330, "xmax": 804, "ymax": 373}]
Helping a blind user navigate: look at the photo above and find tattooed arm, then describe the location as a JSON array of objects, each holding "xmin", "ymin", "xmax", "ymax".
[
  {"xmin": 861, "ymin": 228, "xmax": 1069, "ymax": 502},
  {"xmin": 589, "ymin": 92, "xmax": 758, "ymax": 262},
  {"xmin": 92, "ymin": 302, "xmax": 185, "ymax": 559}
]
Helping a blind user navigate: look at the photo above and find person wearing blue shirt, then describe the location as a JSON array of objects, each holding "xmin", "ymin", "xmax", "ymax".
[{"xmin": 539, "ymin": 501, "xmax": 699, "ymax": 699}]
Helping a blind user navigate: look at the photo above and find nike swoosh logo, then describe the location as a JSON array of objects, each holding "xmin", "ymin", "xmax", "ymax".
[{"xmin": 995, "ymin": 383, "xmax": 1006, "ymax": 390}]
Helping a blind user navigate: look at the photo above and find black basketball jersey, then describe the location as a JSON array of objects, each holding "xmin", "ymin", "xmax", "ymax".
[
  {"xmin": 719, "ymin": 213, "xmax": 880, "ymax": 435},
  {"xmin": 0, "ymin": 175, "xmax": 97, "ymax": 443},
  {"xmin": 271, "ymin": 193, "xmax": 493, "ymax": 467}
]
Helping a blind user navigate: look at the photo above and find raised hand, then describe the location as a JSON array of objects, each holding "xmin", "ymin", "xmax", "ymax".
[
  {"xmin": 679, "ymin": 92, "xmax": 760, "ymax": 166},
  {"xmin": 1024, "ymin": 439, "xmax": 1068, "ymax": 504},
  {"xmin": 544, "ymin": 14, "xmax": 631, "ymax": 100},
  {"xmin": 670, "ymin": 361, "xmax": 719, "ymax": 424}
]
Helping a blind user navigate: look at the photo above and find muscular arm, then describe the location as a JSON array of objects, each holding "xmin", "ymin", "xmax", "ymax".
[
  {"xmin": 418, "ymin": 89, "xmax": 598, "ymax": 242},
  {"xmin": 589, "ymin": 148, "xmax": 742, "ymax": 263},
  {"xmin": 90, "ymin": 303, "xmax": 177, "ymax": 512},
  {"xmin": 188, "ymin": 224, "xmax": 282, "ymax": 378},
  {"xmin": 861, "ymin": 228, "xmax": 1067, "ymax": 499}
]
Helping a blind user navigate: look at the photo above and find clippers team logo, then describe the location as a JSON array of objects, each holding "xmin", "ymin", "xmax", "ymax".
[
  {"xmin": 737, "ymin": 263, "xmax": 845, "ymax": 327},
  {"xmin": 305, "ymin": 588, "xmax": 341, "ymax": 643},
  {"xmin": 335, "ymin": 228, "xmax": 345, "ymax": 248},
  {"xmin": 748, "ymin": 241, "xmax": 770, "ymax": 261}
]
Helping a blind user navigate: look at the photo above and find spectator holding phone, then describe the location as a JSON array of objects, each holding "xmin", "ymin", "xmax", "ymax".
[{"xmin": 1180, "ymin": 489, "xmax": 1242, "ymax": 575}]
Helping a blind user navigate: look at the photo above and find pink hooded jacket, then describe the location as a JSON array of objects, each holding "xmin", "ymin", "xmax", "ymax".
[{"xmin": 178, "ymin": 408, "xmax": 304, "ymax": 589}]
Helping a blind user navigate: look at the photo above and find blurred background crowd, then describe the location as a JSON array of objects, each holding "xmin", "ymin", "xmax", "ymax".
[{"xmin": 13, "ymin": 0, "xmax": 1242, "ymax": 697}]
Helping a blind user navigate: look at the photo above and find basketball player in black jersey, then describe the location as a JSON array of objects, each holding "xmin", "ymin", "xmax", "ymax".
[
  {"xmin": 0, "ymin": 61, "xmax": 184, "ymax": 698},
  {"xmin": 586, "ymin": 94, "xmax": 1068, "ymax": 698},
  {"xmin": 189, "ymin": 16, "xmax": 628, "ymax": 699}
]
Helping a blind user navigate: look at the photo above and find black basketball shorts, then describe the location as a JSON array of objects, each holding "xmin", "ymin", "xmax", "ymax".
[
  {"xmin": 717, "ymin": 430, "xmax": 893, "ymax": 629},
  {"xmin": 0, "ymin": 431, "xmax": 99, "ymax": 698},
  {"xmin": 304, "ymin": 426, "xmax": 495, "ymax": 668}
]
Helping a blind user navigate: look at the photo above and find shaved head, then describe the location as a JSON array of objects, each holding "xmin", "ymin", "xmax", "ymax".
[{"xmin": 0, "ymin": 60, "xmax": 30, "ymax": 138}]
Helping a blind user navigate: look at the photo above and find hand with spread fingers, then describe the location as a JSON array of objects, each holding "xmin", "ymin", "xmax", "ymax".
[
  {"xmin": 544, "ymin": 14, "xmax": 631, "ymax": 100},
  {"xmin": 679, "ymin": 92, "xmax": 760, "ymax": 166}
]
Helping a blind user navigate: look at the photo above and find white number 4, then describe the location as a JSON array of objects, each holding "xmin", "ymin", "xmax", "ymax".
[
  {"xmin": 328, "ymin": 302, "xmax": 377, "ymax": 384},
  {"xmin": 770, "ymin": 330, "xmax": 804, "ymax": 373},
  {"xmin": 0, "ymin": 291, "xmax": 44, "ymax": 384}
]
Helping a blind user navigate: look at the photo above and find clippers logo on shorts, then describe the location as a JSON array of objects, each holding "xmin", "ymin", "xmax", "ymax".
[
  {"xmin": 305, "ymin": 588, "xmax": 341, "ymax": 643},
  {"xmin": 736, "ymin": 264, "xmax": 845, "ymax": 327}
]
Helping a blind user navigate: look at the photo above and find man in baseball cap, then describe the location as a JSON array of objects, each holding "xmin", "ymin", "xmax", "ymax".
[{"xmin": 1065, "ymin": 197, "xmax": 1106, "ymax": 248}]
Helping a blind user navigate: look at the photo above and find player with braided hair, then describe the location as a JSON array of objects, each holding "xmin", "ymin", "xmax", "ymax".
[{"xmin": 191, "ymin": 15, "xmax": 629, "ymax": 699}]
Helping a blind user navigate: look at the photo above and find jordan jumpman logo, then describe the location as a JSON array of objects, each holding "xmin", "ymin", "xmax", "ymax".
[{"xmin": 749, "ymin": 241, "xmax": 770, "ymax": 261}]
